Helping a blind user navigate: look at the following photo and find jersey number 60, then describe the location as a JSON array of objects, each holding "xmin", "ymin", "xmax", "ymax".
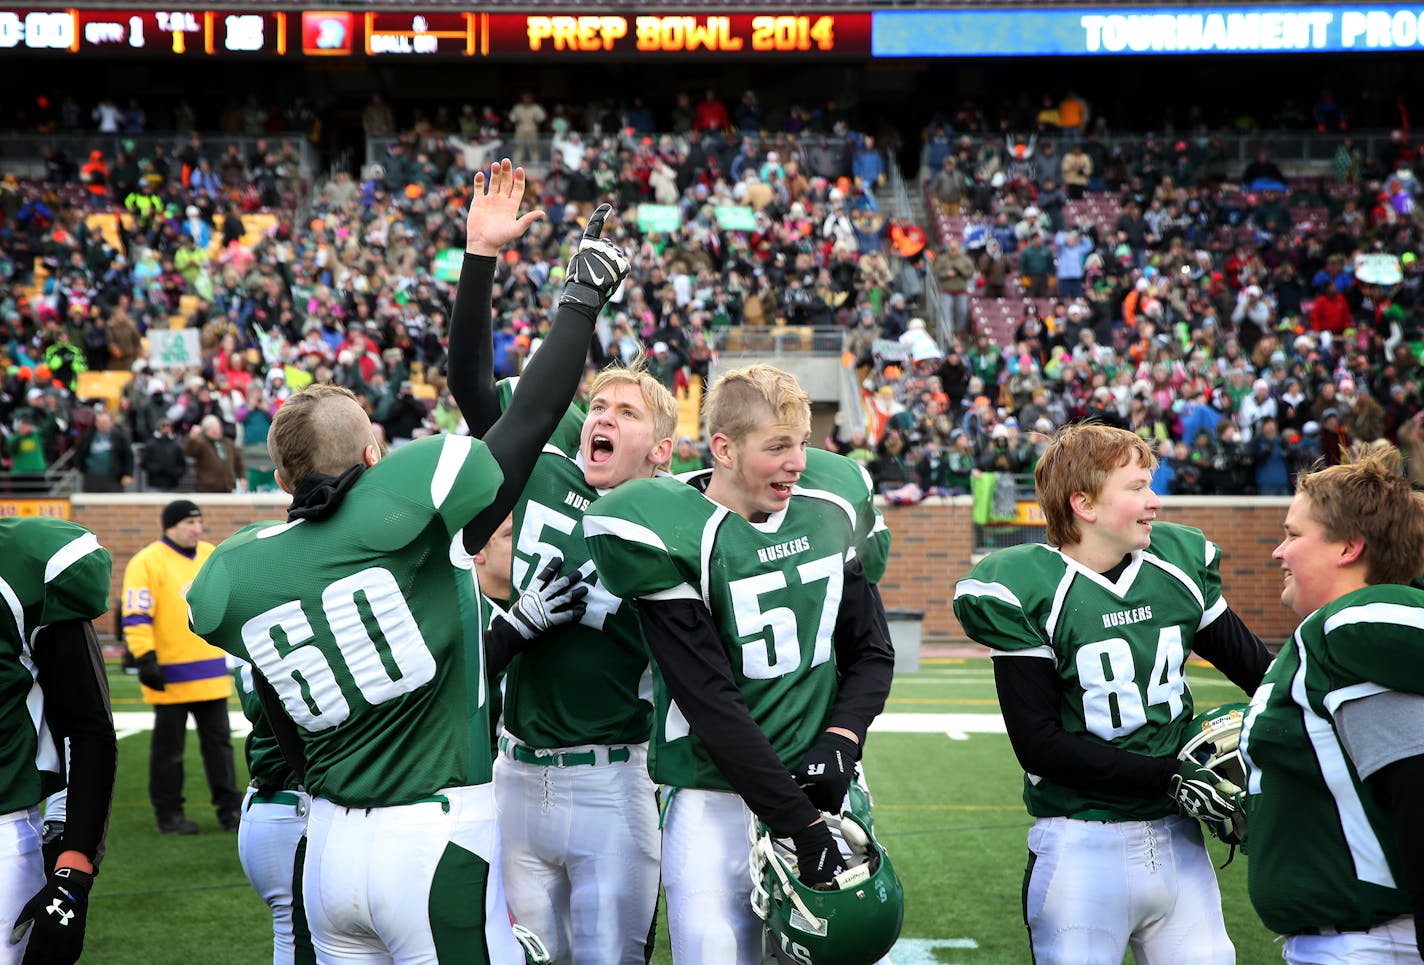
[{"xmin": 240, "ymin": 567, "xmax": 437, "ymax": 731}]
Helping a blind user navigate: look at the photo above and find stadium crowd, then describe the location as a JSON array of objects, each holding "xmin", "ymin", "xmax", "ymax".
[{"xmin": 2, "ymin": 86, "xmax": 1423, "ymax": 499}]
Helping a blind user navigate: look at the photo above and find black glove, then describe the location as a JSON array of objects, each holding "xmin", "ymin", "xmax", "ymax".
[
  {"xmin": 558, "ymin": 204, "xmax": 630, "ymax": 311},
  {"xmin": 793, "ymin": 732, "xmax": 860, "ymax": 813},
  {"xmin": 1169, "ymin": 759, "xmax": 1245, "ymax": 840},
  {"xmin": 10, "ymin": 867, "xmax": 93, "ymax": 965},
  {"xmin": 40, "ymin": 822, "xmax": 64, "ymax": 873},
  {"xmin": 134, "ymin": 652, "xmax": 165, "ymax": 691},
  {"xmin": 791, "ymin": 821, "xmax": 845, "ymax": 888},
  {"xmin": 507, "ymin": 558, "xmax": 590, "ymax": 641}
]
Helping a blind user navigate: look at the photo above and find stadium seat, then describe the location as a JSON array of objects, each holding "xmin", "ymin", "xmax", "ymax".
[
  {"xmin": 676, "ymin": 378, "xmax": 702, "ymax": 442},
  {"xmin": 75, "ymin": 369, "xmax": 133, "ymax": 411}
]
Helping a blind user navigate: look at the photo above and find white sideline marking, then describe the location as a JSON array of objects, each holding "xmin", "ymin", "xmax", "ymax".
[
  {"xmin": 869, "ymin": 712, "xmax": 1006, "ymax": 741},
  {"xmin": 114, "ymin": 710, "xmax": 252, "ymax": 741},
  {"xmin": 891, "ymin": 937, "xmax": 980, "ymax": 964}
]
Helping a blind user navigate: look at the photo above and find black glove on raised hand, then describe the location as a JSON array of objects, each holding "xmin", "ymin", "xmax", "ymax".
[
  {"xmin": 793, "ymin": 732, "xmax": 860, "ymax": 813},
  {"xmin": 10, "ymin": 867, "xmax": 93, "ymax": 965},
  {"xmin": 558, "ymin": 203, "xmax": 630, "ymax": 311},
  {"xmin": 508, "ymin": 558, "xmax": 590, "ymax": 641},
  {"xmin": 134, "ymin": 651, "xmax": 165, "ymax": 691},
  {"xmin": 791, "ymin": 821, "xmax": 845, "ymax": 888}
]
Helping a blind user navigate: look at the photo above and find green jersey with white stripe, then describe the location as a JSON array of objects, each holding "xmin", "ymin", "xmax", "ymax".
[
  {"xmin": 497, "ymin": 376, "xmax": 584, "ymax": 459},
  {"xmin": 954, "ymin": 522, "xmax": 1225, "ymax": 820},
  {"xmin": 584, "ymin": 475, "xmax": 860, "ymax": 792},
  {"xmin": 188, "ymin": 432, "xmax": 502, "ymax": 808},
  {"xmin": 677, "ymin": 447, "xmax": 891, "ymax": 584},
  {"xmin": 1240, "ymin": 583, "xmax": 1424, "ymax": 935},
  {"xmin": 501, "ymin": 447, "xmax": 651, "ymax": 748},
  {"xmin": 0, "ymin": 517, "xmax": 111, "ymax": 813}
]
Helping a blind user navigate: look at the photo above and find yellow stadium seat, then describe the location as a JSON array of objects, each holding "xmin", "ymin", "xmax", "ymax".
[
  {"xmin": 75, "ymin": 369, "xmax": 133, "ymax": 410},
  {"xmin": 675, "ymin": 378, "xmax": 702, "ymax": 442}
]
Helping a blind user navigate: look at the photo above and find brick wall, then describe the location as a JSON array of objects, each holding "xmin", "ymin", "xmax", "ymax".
[{"xmin": 69, "ymin": 493, "xmax": 1303, "ymax": 646}]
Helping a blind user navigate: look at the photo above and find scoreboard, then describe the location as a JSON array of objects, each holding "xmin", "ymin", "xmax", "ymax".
[{"xmin": 0, "ymin": 8, "xmax": 873, "ymax": 57}]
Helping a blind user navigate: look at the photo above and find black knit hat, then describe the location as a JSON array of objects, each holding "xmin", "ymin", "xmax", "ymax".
[{"xmin": 161, "ymin": 499, "xmax": 202, "ymax": 530}]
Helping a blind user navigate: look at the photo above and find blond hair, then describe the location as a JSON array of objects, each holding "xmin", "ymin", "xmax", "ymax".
[
  {"xmin": 1296, "ymin": 444, "xmax": 1424, "ymax": 586},
  {"xmin": 588, "ymin": 355, "xmax": 678, "ymax": 445},
  {"xmin": 704, "ymin": 364, "xmax": 811, "ymax": 443},
  {"xmin": 1035, "ymin": 421, "xmax": 1157, "ymax": 548},
  {"xmin": 268, "ymin": 383, "xmax": 375, "ymax": 485}
]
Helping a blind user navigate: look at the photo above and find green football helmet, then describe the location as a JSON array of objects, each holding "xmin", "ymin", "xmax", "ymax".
[
  {"xmin": 1178, "ymin": 702, "xmax": 1250, "ymax": 847},
  {"xmin": 750, "ymin": 806, "xmax": 904, "ymax": 965},
  {"xmin": 1178, "ymin": 702, "xmax": 1249, "ymax": 790}
]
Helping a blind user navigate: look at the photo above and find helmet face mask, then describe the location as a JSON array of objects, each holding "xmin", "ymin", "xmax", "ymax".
[
  {"xmin": 1178, "ymin": 702, "xmax": 1250, "ymax": 790},
  {"xmin": 512, "ymin": 923, "xmax": 551, "ymax": 964},
  {"xmin": 751, "ymin": 806, "xmax": 904, "ymax": 965}
]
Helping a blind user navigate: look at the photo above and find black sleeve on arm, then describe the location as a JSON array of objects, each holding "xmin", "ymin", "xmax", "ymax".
[
  {"xmin": 1366, "ymin": 754, "xmax": 1424, "ymax": 949},
  {"xmin": 1191, "ymin": 606, "xmax": 1273, "ymax": 695},
  {"xmin": 826, "ymin": 561, "xmax": 895, "ymax": 741},
  {"xmin": 994, "ymin": 654, "xmax": 1179, "ymax": 797},
  {"xmin": 484, "ymin": 615, "xmax": 529, "ymax": 680},
  {"xmin": 33, "ymin": 620, "xmax": 116, "ymax": 869},
  {"xmin": 445, "ymin": 253, "xmax": 500, "ymax": 439},
  {"xmin": 463, "ymin": 299, "xmax": 596, "ymax": 552},
  {"xmin": 253, "ymin": 671, "xmax": 306, "ymax": 789},
  {"xmin": 641, "ymin": 598, "xmax": 821, "ymax": 838}
]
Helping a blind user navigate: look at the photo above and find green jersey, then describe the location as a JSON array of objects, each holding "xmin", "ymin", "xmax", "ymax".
[
  {"xmin": 232, "ymin": 660, "xmax": 297, "ymax": 793},
  {"xmin": 584, "ymin": 476, "xmax": 859, "ymax": 792},
  {"xmin": 677, "ymin": 447, "xmax": 891, "ymax": 583},
  {"xmin": 188, "ymin": 433, "xmax": 502, "ymax": 808},
  {"xmin": 0, "ymin": 517, "xmax": 111, "ymax": 813},
  {"xmin": 501, "ymin": 446, "xmax": 651, "ymax": 748},
  {"xmin": 1240, "ymin": 583, "xmax": 1424, "ymax": 935},
  {"xmin": 954, "ymin": 522, "xmax": 1225, "ymax": 820}
]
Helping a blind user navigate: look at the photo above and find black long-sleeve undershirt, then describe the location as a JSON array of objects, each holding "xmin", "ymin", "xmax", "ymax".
[
  {"xmin": 33, "ymin": 619, "xmax": 117, "ymax": 870},
  {"xmin": 445, "ymin": 252, "xmax": 501, "ymax": 439},
  {"xmin": 1367, "ymin": 755, "xmax": 1424, "ymax": 953},
  {"xmin": 639, "ymin": 560, "xmax": 891, "ymax": 838},
  {"xmin": 448, "ymin": 251, "xmax": 596, "ymax": 554},
  {"xmin": 994, "ymin": 602, "xmax": 1269, "ymax": 798}
]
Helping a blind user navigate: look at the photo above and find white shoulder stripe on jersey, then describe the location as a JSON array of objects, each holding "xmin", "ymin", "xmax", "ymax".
[
  {"xmin": 542, "ymin": 443, "xmax": 571, "ymax": 459},
  {"xmin": 700, "ymin": 507, "xmax": 729, "ymax": 606},
  {"xmin": 953, "ymin": 578, "xmax": 1022, "ymax": 608},
  {"xmin": 1323, "ymin": 600, "xmax": 1424, "ymax": 636},
  {"xmin": 1292, "ymin": 631, "xmax": 1396, "ymax": 889},
  {"xmin": 1142, "ymin": 551, "xmax": 1206, "ymax": 610},
  {"xmin": 870, "ymin": 515, "xmax": 889, "ymax": 535},
  {"xmin": 0, "ymin": 575, "xmax": 26, "ymax": 648},
  {"xmin": 791, "ymin": 485, "xmax": 857, "ymax": 532},
  {"xmin": 645, "ymin": 583, "xmax": 701, "ymax": 602},
  {"xmin": 1323, "ymin": 681, "xmax": 1392, "ymax": 717},
  {"xmin": 430, "ymin": 433, "xmax": 476, "ymax": 511},
  {"xmin": 1205, "ymin": 540, "xmax": 1218, "ymax": 567},
  {"xmin": 45, "ymin": 531, "xmax": 102, "ymax": 585},
  {"xmin": 990, "ymin": 645, "xmax": 1054, "ymax": 660},
  {"xmin": 581, "ymin": 514, "xmax": 668, "ymax": 551},
  {"xmin": 1199, "ymin": 594, "xmax": 1229, "ymax": 630}
]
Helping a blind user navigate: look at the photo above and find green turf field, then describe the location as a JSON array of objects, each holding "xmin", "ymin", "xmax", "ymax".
[{"xmin": 85, "ymin": 659, "xmax": 1282, "ymax": 964}]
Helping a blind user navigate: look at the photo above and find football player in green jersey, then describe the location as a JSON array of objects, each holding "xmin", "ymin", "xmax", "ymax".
[
  {"xmin": 187, "ymin": 159, "xmax": 628, "ymax": 964},
  {"xmin": 1, "ymin": 517, "xmax": 116, "ymax": 965},
  {"xmin": 583, "ymin": 364, "xmax": 895, "ymax": 965},
  {"xmin": 954, "ymin": 422, "xmax": 1272, "ymax": 965},
  {"xmin": 449, "ymin": 265, "xmax": 677, "ymax": 960},
  {"xmin": 1240, "ymin": 445, "xmax": 1424, "ymax": 962}
]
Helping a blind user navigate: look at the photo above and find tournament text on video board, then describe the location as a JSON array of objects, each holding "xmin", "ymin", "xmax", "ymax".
[{"xmin": 0, "ymin": 9, "xmax": 871, "ymax": 57}]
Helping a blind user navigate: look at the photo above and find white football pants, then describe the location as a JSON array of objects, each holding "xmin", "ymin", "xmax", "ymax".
[
  {"xmin": 1023, "ymin": 814, "xmax": 1235, "ymax": 965},
  {"xmin": 1282, "ymin": 915, "xmax": 1418, "ymax": 964},
  {"xmin": 303, "ymin": 784, "xmax": 523, "ymax": 965},
  {"xmin": 493, "ymin": 740, "xmax": 659, "ymax": 965},
  {"xmin": 661, "ymin": 788, "xmax": 764, "ymax": 965},
  {"xmin": 0, "ymin": 808, "xmax": 44, "ymax": 965},
  {"xmin": 238, "ymin": 786, "xmax": 311, "ymax": 965}
]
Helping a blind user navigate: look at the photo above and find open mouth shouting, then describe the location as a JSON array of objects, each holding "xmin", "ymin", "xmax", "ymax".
[{"xmin": 589, "ymin": 433, "xmax": 615, "ymax": 465}]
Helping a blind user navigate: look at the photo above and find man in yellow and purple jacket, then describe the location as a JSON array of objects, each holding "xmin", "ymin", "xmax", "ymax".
[{"xmin": 123, "ymin": 499, "xmax": 241, "ymax": 835}]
